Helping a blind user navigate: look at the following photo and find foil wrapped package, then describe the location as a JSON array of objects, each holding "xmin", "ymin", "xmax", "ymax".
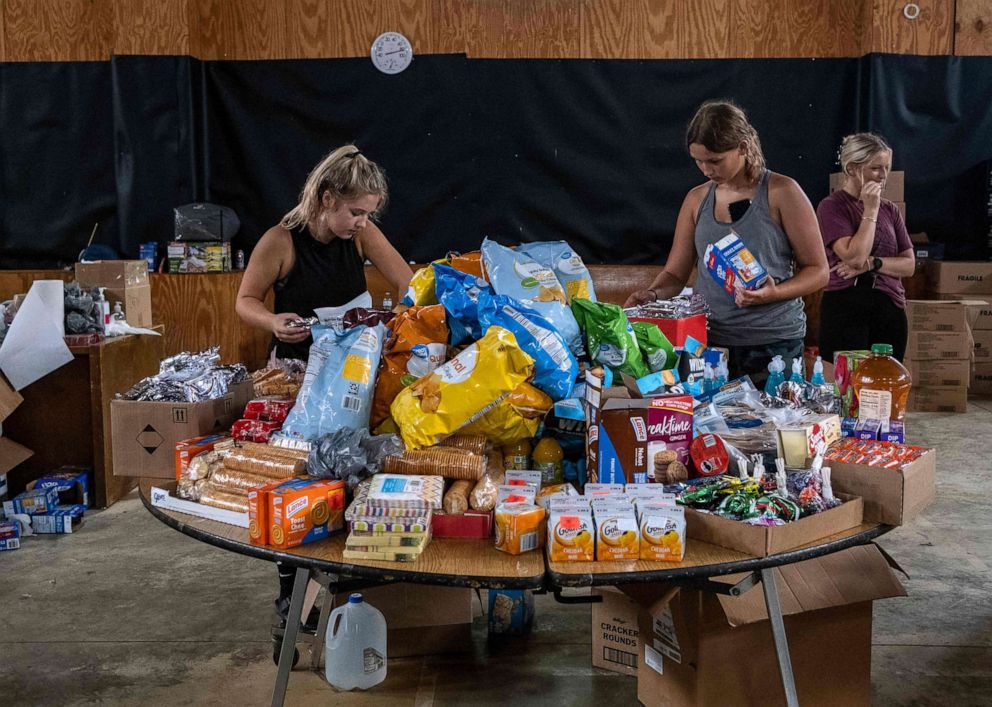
[{"xmin": 117, "ymin": 347, "xmax": 249, "ymax": 401}]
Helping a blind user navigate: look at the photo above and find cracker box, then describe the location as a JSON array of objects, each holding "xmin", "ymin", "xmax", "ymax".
[
  {"xmin": 0, "ymin": 519, "xmax": 20, "ymax": 551},
  {"xmin": 494, "ymin": 502, "xmax": 545, "ymax": 555},
  {"xmin": 31, "ymin": 504, "xmax": 86, "ymax": 534},
  {"xmin": 638, "ymin": 503, "xmax": 686, "ymax": 562},
  {"xmin": 593, "ymin": 502, "xmax": 640, "ymax": 561},
  {"xmin": 703, "ymin": 233, "xmax": 769, "ymax": 297},
  {"xmin": 3, "ymin": 486, "xmax": 59, "ymax": 516},
  {"xmin": 548, "ymin": 500, "xmax": 594, "ymax": 562},
  {"xmin": 250, "ymin": 478, "xmax": 345, "ymax": 549}
]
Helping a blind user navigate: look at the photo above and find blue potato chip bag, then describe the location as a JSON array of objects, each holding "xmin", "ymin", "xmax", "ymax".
[{"xmin": 433, "ymin": 262, "xmax": 492, "ymax": 345}]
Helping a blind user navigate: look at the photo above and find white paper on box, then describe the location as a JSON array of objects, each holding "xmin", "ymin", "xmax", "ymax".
[
  {"xmin": 0, "ymin": 281, "xmax": 74, "ymax": 390},
  {"xmin": 150, "ymin": 486, "xmax": 249, "ymax": 527},
  {"xmin": 644, "ymin": 644, "xmax": 664, "ymax": 675},
  {"xmin": 652, "ymin": 637, "xmax": 682, "ymax": 664}
]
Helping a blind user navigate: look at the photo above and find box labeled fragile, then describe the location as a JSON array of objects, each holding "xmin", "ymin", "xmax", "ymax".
[{"xmin": 703, "ymin": 233, "xmax": 768, "ymax": 298}]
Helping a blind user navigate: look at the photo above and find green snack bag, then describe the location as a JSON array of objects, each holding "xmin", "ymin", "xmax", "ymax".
[
  {"xmin": 571, "ymin": 298, "xmax": 649, "ymax": 379},
  {"xmin": 632, "ymin": 321, "xmax": 677, "ymax": 372}
]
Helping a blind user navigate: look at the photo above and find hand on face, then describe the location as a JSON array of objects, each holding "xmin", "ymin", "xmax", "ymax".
[
  {"xmin": 272, "ymin": 312, "xmax": 310, "ymax": 343},
  {"xmin": 734, "ymin": 277, "xmax": 778, "ymax": 307},
  {"xmin": 859, "ymin": 178, "xmax": 882, "ymax": 214}
]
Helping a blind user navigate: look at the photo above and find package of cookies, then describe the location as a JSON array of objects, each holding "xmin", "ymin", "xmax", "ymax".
[
  {"xmin": 248, "ymin": 478, "xmax": 345, "ymax": 548},
  {"xmin": 382, "ymin": 447, "xmax": 486, "ymax": 480}
]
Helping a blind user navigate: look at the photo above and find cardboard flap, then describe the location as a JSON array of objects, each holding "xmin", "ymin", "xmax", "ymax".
[
  {"xmin": 0, "ymin": 436, "xmax": 34, "ymax": 474},
  {"xmin": 0, "ymin": 374, "xmax": 23, "ymax": 422},
  {"xmin": 717, "ymin": 545, "xmax": 906, "ymax": 627}
]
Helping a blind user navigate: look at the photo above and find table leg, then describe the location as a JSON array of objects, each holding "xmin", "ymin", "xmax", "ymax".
[
  {"xmin": 272, "ymin": 567, "xmax": 309, "ymax": 707},
  {"xmin": 760, "ymin": 568, "xmax": 799, "ymax": 707}
]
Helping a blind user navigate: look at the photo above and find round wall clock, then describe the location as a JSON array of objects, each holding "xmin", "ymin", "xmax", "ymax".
[{"xmin": 371, "ymin": 32, "xmax": 413, "ymax": 75}]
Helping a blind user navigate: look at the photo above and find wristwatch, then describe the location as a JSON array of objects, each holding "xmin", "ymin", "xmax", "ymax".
[{"xmin": 871, "ymin": 256, "xmax": 883, "ymax": 272}]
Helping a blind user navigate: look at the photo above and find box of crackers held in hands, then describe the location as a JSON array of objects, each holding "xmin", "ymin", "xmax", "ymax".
[{"xmin": 248, "ymin": 478, "xmax": 345, "ymax": 548}]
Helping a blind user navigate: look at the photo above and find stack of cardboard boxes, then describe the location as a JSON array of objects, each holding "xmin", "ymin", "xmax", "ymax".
[
  {"xmin": 904, "ymin": 300, "xmax": 978, "ymax": 413},
  {"xmin": 925, "ymin": 260, "xmax": 992, "ymax": 399}
]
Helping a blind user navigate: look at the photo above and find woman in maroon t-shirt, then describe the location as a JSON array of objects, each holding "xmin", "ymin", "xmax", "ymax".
[{"xmin": 816, "ymin": 133, "xmax": 916, "ymax": 362}]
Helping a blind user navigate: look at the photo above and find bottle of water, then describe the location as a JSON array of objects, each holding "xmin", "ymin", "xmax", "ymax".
[
  {"xmin": 382, "ymin": 292, "xmax": 393, "ymax": 310},
  {"xmin": 324, "ymin": 593, "xmax": 387, "ymax": 690}
]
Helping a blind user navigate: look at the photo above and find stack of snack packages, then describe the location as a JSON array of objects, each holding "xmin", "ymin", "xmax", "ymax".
[
  {"xmin": 546, "ymin": 483, "xmax": 685, "ymax": 562},
  {"xmin": 231, "ymin": 398, "xmax": 294, "ymax": 443},
  {"xmin": 903, "ymin": 300, "xmax": 981, "ymax": 413},
  {"xmin": 493, "ymin": 470, "xmax": 548, "ymax": 555},
  {"xmin": 343, "ymin": 474, "xmax": 443, "ymax": 561}
]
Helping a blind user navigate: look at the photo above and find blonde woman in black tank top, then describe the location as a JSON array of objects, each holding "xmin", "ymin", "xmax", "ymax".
[
  {"xmin": 625, "ymin": 101, "xmax": 828, "ymax": 381},
  {"xmin": 236, "ymin": 145, "xmax": 413, "ymax": 360}
]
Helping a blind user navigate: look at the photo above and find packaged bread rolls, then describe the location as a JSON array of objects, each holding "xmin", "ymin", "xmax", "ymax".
[{"xmin": 443, "ymin": 479, "xmax": 473, "ymax": 514}]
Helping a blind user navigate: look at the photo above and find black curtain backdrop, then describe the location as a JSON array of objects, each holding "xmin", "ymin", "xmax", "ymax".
[{"xmin": 1, "ymin": 54, "xmax": 989, "ymax": 268}]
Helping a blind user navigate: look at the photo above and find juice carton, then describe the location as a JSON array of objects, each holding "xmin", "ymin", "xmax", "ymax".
[
  {"xmin": 494, "ymin": 502, "xmax": 546, "ymax": 555},
  {"xmin": 638, "ymin": 503, "xmax": 686, "ymax": 562},
  {"xmin": 647, "ymin": 394, "xmax": 694, "ymax": 479},
  {"xmin": 548, "ymin": 499, "xmax": 595, "ymax": 562},
  {"xmin": 592, "ymin": 503, "xmax": 640, "ymax": 561},
  {"xmin": 264, "ymin": 478, "xmax": 346, "ymax": 549},
  {"xmin": 703, "ymin": 233, "xmax": 769, "ymax": 298}
]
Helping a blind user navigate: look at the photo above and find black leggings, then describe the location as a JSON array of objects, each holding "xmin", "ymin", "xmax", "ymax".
[{"xmin": 819, "ymin": 287, "xmax": 908, "ymax": 363}]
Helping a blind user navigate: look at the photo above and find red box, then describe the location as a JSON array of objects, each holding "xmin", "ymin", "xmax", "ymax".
[
  {"xmin": 231, "ymin": 418, "xmax": 282, "ymax": 442},
  {"xmin": 431, "ymin": 510, "xmax": 493, "ymax": 538},
  {"xmin": 243, "ymin": 398, "xmax": 294, "ymax": 423},
  {"xmin": 628, "ymin": 314, "xmax": 707, "ymax": 349}
]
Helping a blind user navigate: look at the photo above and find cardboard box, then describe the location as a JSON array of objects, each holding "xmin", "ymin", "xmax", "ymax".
[
  {"xmin": 0, "ymin": 519, "xmax": 21, "ymax": 550},
  {"xmin": 431, "ymin": 510, "xmax": 493, "ymax": 538},
  {"xmin": 110, "ymin": 380, "xmax": 254, "ymax": 478},
  {"xmin": 973, "ymin": 329, "xmax": 992, "ymax": 362},
  {"xmin": 908, "ymin": 386, "xmax": 968, "ymax": 413},
  {"xmin": 31, "ymin": 504, "xmax": 86, "ymax": 534},
  {"xmin": 27, "ymin": 468, "xmax": 91, "ymax": 507},
  {"xmin": 335, "ymin": 584, "xmax": 474, "ymax": 657},
  {"xmin": 75, "ymin": 260, "xmax": 149, "ymax": 289},
  {"xmin": 592, "ymin": 587, "xmax": 641, "ymax": 676},
  {"xmin": 0, "ymin": 374, "xmax": 23, "ymax": 422},
  {"xmin": 0, "ymin": 436, "xmax": 33, "ymax": 476},
  {"xmin": 906, "ymin": 358, "xmax": 972, "ymax": 388},
  {"xmin": 830, "ymin": 170, "xmax": 904, "ymax": 201},
  {"xmin": 106, "ymin": 284, "xmax": 152, "ymax": 328},
  {"xmin": 905, "ymin": 330, "xmax": 974, "ymax": 361},
  {"xmin": 684, "ymin": 495, "xmax": 863, "ymax": 557},
  {"xmin": 627, "ymin": 313, "xmax": 708, "ymax": 349},
  {"xmin": 827, "ymin": 447, "xmax": 935, "ymax": 525},
  {"xmin": 934, "ymin": 295, "xmax": 991, "ymax": 329},
  {"xmin": 775, "ymin": 414, "xmax": 841, "ymax": 467},
  {"xmin": 926, "ymin": 260, "xmax": 992, "ymax": 295},
  {"xmin": 906, "ymin": 299, "xmax": 984, "ymax": 333},
  {"xmin": 971, "ymin": 362, "xmax": 992, "ymax": 395},
  {"xmin": 630, "ymin": 544, "xmax": 906, "ymax": 707}
]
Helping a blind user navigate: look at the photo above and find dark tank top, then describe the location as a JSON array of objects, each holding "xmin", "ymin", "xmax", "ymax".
[{"xmin": 270, "ymin": 224, "xmax": 367, "ymax": 360}]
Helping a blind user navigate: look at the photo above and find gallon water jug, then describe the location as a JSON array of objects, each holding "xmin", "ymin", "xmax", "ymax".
[
  {"xmin": 851, "ymin": 343, "xmax": 912, "ymax": 421},
  {"xmin": 324, "ymin": 593, "xmax": 387, "ymax": 690}
]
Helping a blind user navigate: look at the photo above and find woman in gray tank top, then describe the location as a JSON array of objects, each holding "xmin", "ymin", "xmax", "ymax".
[{"xmin": 626, "ymin": 101, "xmax": 828, "ymax": 382}]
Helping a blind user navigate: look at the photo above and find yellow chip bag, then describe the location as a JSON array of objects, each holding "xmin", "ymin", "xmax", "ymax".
[
  {"xmin": 391, "ymin": 326, "xmax": 534, "ymax": 450},
  {"xmin": 461, "ymin": 382, "xmax": 552, "ymax": 445},
  {"xmin": 400, "ymin": 259, "xmax": 445, "ymax": 307}
]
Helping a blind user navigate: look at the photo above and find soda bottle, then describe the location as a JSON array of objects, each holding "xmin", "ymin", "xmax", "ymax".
[
  {"xmin": 532, "ymin": 437, "xmax": 564, "ymax": 485},
  {"xmin": 851, "ymin": 344, "xmax": 912, "ymax": 421},
  {"xmin": 324, "ymin": 593, "xmax": 387, "ymax": 690},
  {"xmin": 502, "ymin": 439, "xmax": 532, "ymax": 471}
]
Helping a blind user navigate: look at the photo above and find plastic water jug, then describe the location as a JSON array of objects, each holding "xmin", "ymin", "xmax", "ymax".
[{"xmin": 324, "ymin": 593, "xmax": 387, "ymax": 690}]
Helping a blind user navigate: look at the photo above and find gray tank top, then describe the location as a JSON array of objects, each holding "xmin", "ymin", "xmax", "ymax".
[{"xmin": 693, "ymin": 171, "xmax": 805, "ymax": 346}]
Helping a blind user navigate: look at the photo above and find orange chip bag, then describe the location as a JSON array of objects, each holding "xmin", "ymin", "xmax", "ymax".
[
  {"xmin": 448, "ymin": 251, "xmax": 485, "ymax": 280},
  {"xmin": 391, "ymin": 327, "xmax": 534, "ymax": 450},
  {"xmin": 371, "ymin": 305, "xmax": 448, "ymax": 427},
  {"xmin": 461, "ymin": 382, "xmax": 552, "ymax": 445}
]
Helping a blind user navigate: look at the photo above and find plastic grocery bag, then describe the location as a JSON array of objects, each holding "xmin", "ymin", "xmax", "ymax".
[
  {"xmin": 632, "ymin": 321, "xmax": 677, "ymax": 372},
  {"xmin": 461, "ymin": 382, "xmax": 552, "ymax": 445},
  {"xmin": 280, "ymin": 323, "xmax": 386, "ymax": 440},
  {"xmin": 481, "ymin": 238, "xmax": 583, "ymax": 356},
  {"xmin": 370, "ymin": 305, "xmax": 448, "ymax": 427},
  {"xmin": 571, "ymin": 298, "xmax": 649, "ymax": 379},
  {"xmin": 390, "ymin": 326, "xmax": 534, "ymax": 449},
  {"xmin": 433, "ymin": 262, "xmax": 492, "ymax": 344},
  {"xmin": 477, "ymin": 289, "xmax": 577, "ymax": 401},
  {"xmin": 516, "ymin": 240, "xmax": 597, "ymax": 302}
]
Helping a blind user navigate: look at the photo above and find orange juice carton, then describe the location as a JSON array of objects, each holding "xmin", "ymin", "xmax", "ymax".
[
  {"xmin": 494, "ymin": 502, "xmax": 546, "ymax": 555},
  {"xmin": 583, "ymin": 483, "xmax": 625, "ymax": 497},
  {"xmin": 505, "ymin": 470, "xmax": 543, "ymax": 488},
  {"xmin": 548, "ymin": 499, "xmax": 595, "ymax": 562},
  {"xmin": 264, "ymin": 478, "xmax": 346, "ymax": 549},
  {"xmin": 497, "ymin": 483, "xmax": 538, "ymax": 505},
  {"xmin": 593, "ymin": 503, "xmax": 639, "ymax": 561},
  {"xmin": 638, "ymin": 503, "xmax": 685, "ymax": 562}
]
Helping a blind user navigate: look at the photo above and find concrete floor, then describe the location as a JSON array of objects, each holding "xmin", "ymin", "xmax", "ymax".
[{"xmin": 1, "ymin": 400, "xmax": 990, "ymax": 706}]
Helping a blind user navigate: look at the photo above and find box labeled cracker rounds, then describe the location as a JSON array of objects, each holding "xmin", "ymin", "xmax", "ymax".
[{"xmin": 250, "ymin": 478, "xmax": 345, "ymax": 549}]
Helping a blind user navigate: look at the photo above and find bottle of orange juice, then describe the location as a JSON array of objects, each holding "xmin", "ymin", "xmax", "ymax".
[
  {"xmin": 851, "ymin": 343, "xmax": 912, "ymax": 421},
  {"xmin": 503, "ymin": 439, "xmax": 532, "ymax": 471},
  {"xmin": 532, "ymin": 437, "xmax": 564, "ymax": 485}
]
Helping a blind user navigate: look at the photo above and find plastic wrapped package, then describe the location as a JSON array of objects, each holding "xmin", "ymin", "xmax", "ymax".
[
  {"xmin": 443, "ymin": 480, "xmax": 474, "ymax": 514},
  {"xmin": 390, "ymin": 326, "xmax": 534, "ymax": 450},
  {"xmin": 477, "ymin": 289, "xmax": 578, "ymax": 401},
  {"xmin": 307, "ymin": 427, "xmax": 368, "ymax": 480},
  {"xmin": 470, "ymin": 452, "xmax": 505, "ymax": 512},
  {"xmin": 119, "ymin": 347, "xmax": 249, "ymax": 402},
  {"xmin": 210, "ymin": 467, "xmax": 283, "ymax": 493},
  {"xmin": 383, "ymin": 448, "xmax": 486, "ymax": 480},
  {"xmin": 401, "ymin": 259, "xmax": 445, "ymax": 307},
  {"xmin": 460, "ymin": 382, "xmax": 552, "ymax": 446},
  {"xmin": 342, "ymin": 307, "xmax": 396, "ymax": 329},
  {"xmin": 199, "ymin": 484, "xmax": 250, "ymax": 512},
  {"xmin": 280, "ymin": 323, "xmax": 386, "ymax": 440},
  {"xmin": 223, "ymin": 448, "xmax": 306, "ymax": 478},
  {"xmin": 433, "ymin": 263, "xmax": 491, "ymax": 344},
  {"xmin": 370, "ymin": 305, "xmax": 448, "ymax": 428},
  {"xmin": 177, "ymin": 477, "xmax": 208, "ymax": 501},
  {"xmin": 438, "ymin": 434, "xmax": 490, "ymax": 456},
  {"xmin": 571, "ymin": 298, "xmax": 649, "ymax": 379},
  {"xmin": 515, "ymin": 240, "xmax": 597, "ymax": 302},
  {"xmin": 632, "ymin": 321, "xmax": 677, "ymax": 372},
  {"xmin": 481, "ymin": 238, "xmax": 583, "ymax": 356},
  {"xmin": 251, "ymin": 359, "xmax": 305, "ymax": 397}
]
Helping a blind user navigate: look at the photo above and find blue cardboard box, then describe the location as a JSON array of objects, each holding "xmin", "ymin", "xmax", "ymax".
[
  {"xmin": 488, "ymin": 589, "xmax": 535, "ymax": 636},
  {"xmin": 0, "ymin": 519, "xmax": 20, "ymax": 550},
  {"xmin": 854, "ymin": 418, "xmax": 881, "ymax": 441},
  {"xmin": 30, "ymin": 504, "xmax": 86, "ymax": 534},
  {"xmin": 29, "ymin": 467, "xmax": 91, "ymax": 507},
  {"xmin": 879, "ymin": 420, "xmax": 905, "ymax": 444},
  {"xmin": 703, "ymin": 233, "xmax": 769, "ymax": 298},
  {"xmin": 3, "ymin": 486, "xmax": 59, "ymax": 517}
]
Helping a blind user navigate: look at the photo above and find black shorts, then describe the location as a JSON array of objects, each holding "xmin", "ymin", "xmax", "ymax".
[{"xmin": 819, "ymin": 287, "xmax": 908, "ymax": 364}]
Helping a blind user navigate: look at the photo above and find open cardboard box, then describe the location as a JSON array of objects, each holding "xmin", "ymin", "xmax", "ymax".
[
  {"xmin": 148, "ymin": 479, "xmax": 248, "ymax": 527},
  {"xmin": 625, "ymin": 544, "xmax": 906, "ymax": 707},
  {"xmin": 0, "ymin": 373, "xmax": 32, "ymax": 476},
  {"xmin": 827, "ymin": 447, "xmax": 935, "ymax": 525},
  {"xmin": 684, "ymin": 494, "xmax": 863, "ymax": 557}
]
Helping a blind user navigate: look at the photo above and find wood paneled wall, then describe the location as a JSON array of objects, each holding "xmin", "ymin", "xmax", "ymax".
[{"xmin": 2, "ymin": 0, "xmax": 988, "ymax": 62}]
